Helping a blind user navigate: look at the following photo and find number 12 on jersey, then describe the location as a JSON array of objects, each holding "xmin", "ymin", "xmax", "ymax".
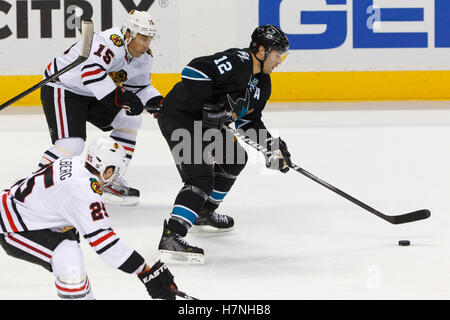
[{"xmin": 214, "ymin": 56, "xmax": 232, "ymax": 74}]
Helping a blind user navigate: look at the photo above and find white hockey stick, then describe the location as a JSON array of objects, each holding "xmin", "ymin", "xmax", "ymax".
[{"xmin": 0, "ymin": 20, "xmax": 95, "ymax": 111}]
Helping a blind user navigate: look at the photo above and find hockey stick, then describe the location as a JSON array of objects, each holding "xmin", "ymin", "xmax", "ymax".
[
  {"xmin": 224, "ymin": 125, "xmax": 431, "ymax": 225},
  {"xmin": 176, "ymin": 290, "xmax": 199, "ymax": 300},
  {"xmin": 0, "ymin": 20, "xmax": 94, "ymax": 112}
]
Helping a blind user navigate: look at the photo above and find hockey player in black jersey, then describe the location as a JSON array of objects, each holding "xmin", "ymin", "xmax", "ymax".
[{"xmin": 156, "ymin": 25, "xmax": 292, "ymax": 264}]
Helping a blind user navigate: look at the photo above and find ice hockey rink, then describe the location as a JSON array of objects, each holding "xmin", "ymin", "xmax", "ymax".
[{"xmin": 0, "ymin": 101, "xmax": 449, "ymax": 300}]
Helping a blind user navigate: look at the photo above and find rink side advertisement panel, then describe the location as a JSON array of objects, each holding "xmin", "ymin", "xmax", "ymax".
[{"xmin": 1, "ymin": 0, "xmax": 450, "ymax": 105}]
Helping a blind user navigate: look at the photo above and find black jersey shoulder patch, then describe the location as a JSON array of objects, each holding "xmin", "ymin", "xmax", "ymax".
[
  {"xmin": 90, "ymin": 178, "xmax": 103, "ymax": 195},
  {"xmin": 236, "ymin": 50, "xmax": 250, "ymax": 62},
  {"xmin": 110, "ymin": 34, "xmax": 124, "ymax": 47}
]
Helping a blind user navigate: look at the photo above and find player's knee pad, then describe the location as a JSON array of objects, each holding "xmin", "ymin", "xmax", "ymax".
[
  {"xmin": 216, "ymin": 153, "xmax": 248, "ymax": 178},
  {"xmin": 111, "ymin": 109, "xmax": 143, "ymax": 131},
  {"xmin": 232, "ymin": 154, "xmax": 248, "ymax": 175},
  {"xmin": 55, "ymin": 274, "xmax": 93, "ymax": 300},
  {"xmin": 54, "ymin": 137, "xmax": 85, "ymax": 157},
  {"xmin": 184, "ymin": 175, "xmax": 214, "ymax": 198},
  {"xmin": 170, "ymin": 178, "xmax": 213, "ymax": 233},
  {"xmin": 51, "ymin": 240, "xmax": 93, "ymax": 300}
]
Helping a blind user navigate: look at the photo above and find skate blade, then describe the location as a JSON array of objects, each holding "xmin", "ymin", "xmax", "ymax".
[
  {"xmin": 103, "ymin": 193, "xmax": 139, "ymax": 206},
  {"xmin": 158, "ymin": 250, "xmax": 205, "ymax": 265},
  {"xmin": 189, "ymin": 225, "xmax": 234, "ymax": 234}
]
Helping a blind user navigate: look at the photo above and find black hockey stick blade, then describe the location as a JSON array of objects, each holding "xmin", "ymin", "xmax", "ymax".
[
  {"xmin": 387, "ymin": 209, "xmax": 431, "ymax": 225},
  {"xmin": 289, "ymin": 163, "xmax": 431, "ymax": 225},
  {"xmin": 0, "ymin": 20, "xmax": 94, "ymax": 112},
  {"xmin": 176, "ymin": 290, "xmax": 199, "ymax": 300}
]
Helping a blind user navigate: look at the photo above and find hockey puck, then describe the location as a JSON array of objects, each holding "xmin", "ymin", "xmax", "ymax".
[{"xmin": 398, "ymin": 240, "xmax": 410, "ymax": 246}]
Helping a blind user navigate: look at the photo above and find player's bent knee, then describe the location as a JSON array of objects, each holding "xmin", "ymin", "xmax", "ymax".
[
  {"xmin": 51, "ymin": 240, "xmax": 93, "ymax": 299},
  {"xmin": 230, "ymin": 153, "xmax": 248, "ymax": 175},
  {"xmin": 184, "ymin": 175, "xmax": 214, "ymax": 198},
  {"xmin": 111, "ymin": 109, "xmax": 143, "ymax": 130},
  {"xmin": 54, "ymin": 137, "xmax": 85, "ymax": 156}
]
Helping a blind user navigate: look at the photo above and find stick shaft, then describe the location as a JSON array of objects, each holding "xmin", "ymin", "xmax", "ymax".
[
  {"xmin": 0, "ymin": 20, "xmax": 93, "ymax": 111},
  {"xmin": 224, "ymin": 125, "xmax": 430, "ymax": 224},
  {"xmin": 176, "ymin": 290, "xmax": 199, "ymax": 300},
  {"xmin": 0, "ymin": 59, "xmax": 85, "ymax": 111}
]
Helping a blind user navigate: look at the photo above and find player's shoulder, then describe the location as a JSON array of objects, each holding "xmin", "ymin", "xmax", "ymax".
[
  {"xmin": 185, "ymin": 47, "xmax": 251, "ymax": 78},
  {"xmin": 146, "ymin": 48, "xmax": 155, "ymax": 58},
  {"xmin": 97, "ymin": 27, "xmax": 126, "ymax": 54},
  {"xmin": 135, "ymin": 48, "xmax": 155, "ymax": 66},
  {"xmin": 219, "ymin": 48, "xmax": 252, "ymax": 66},
  {"xmin": 74, "ymin": 174, "xmax": 104, "ymax": 203},
  {"xmin": 57, "ymin": 157, "xmax": 104, "ymax": 196},
  {"xmin": 257, "ymin": 71, "xmax": 271, "ymax": 85}
]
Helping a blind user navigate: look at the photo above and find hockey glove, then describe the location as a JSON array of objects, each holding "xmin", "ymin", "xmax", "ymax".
[
  {"xmin": 101, "ymin": 87, "xmax": 144, "ymax": 116},
  {"xmin": 144, "ymin": 95, "xmax": 164, "ymax": 118},
  {"xmin": 265, "ymin": 137, "xmax": 292, "ymax": 173},
  {"xmin": 138, "ymin": 260, "xmax": 177, "ymax": 300},
  {"xmin": 202, "ymin": 101, "xmax": 229, "ymax": 130}
]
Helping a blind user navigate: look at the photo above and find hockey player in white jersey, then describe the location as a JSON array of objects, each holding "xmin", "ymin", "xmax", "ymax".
[
  {"xmin": 0, "ymin": 136, "xmax": 178, "ymax": 300},
  {"xmin": 38, "ymin": 10, "xmax": 164, "ymax": 206}
]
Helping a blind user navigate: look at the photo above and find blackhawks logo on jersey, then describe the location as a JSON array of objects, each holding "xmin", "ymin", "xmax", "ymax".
[
  {"xmin": 90, "ymin": 178, "xmax": 103, "ymax": 195},
  {"xmin": 110, "ymin": 34, "xmax": 124, "ymax": 47},
  {"xmin": 109, "ymin": 70, "xmax": 128, "ymax": 85}
]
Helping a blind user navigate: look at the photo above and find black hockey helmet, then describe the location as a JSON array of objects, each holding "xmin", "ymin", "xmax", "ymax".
[{"xmin": 250, "ymin": 25, "xmax": 289, "ymax": 57}]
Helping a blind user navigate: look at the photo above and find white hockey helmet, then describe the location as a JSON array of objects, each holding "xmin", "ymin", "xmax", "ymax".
[
  {"xmin": 85, "ymin": 136, "xmax": 127, "ymax": 184},
  {"xmin": 122, "ymin": 10, "xmax": 158, "ymax": 39}
]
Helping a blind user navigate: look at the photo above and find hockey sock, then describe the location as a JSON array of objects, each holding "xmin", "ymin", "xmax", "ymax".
[
  {"xmin": 169, "ymin": 177, "xmax": 212, "ymax": 235},
  {"xmin": 109, "ymin": 108, "xmax": 142, "ymax": 167},
  {"xmin": 202, "ymin": 164, "xmax": 239, "ymax": 213},
  {"xmin": 37, "ymin": 148, "xmax": 61, "ymax": 171},
  {"xmin": 37, "ymin": 138, "xmax": 84, "ymax": 171},
  {"xmin": 110, "ymin": 133, "xmax": 136, "ymax": 167}
]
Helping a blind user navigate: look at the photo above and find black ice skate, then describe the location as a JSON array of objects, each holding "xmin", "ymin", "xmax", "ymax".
[
  {"xmin": 190, "ymin": 208, "xmax": 235, "ymax": 234},
  {"xmin": 103, "ymin": 175, "xmax": 140, "ymax": 206},
  {"xmin": 158, "ymin": 220, "xmax": 205, "ymax": 264}
]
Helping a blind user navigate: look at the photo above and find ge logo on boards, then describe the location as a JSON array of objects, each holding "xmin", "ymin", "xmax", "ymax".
[{"xmin": 259, "ymin": 0, "xmax": 450, "ymax": 49}]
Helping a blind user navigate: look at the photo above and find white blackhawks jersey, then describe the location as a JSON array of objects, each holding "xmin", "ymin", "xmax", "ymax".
[
  {"xmin": 0, "ymin": 157, "xmax": 143, "ymax": 272},
  {"xmin": 44, "ymin": 26, "xmax": 161, "ymax": 103}
]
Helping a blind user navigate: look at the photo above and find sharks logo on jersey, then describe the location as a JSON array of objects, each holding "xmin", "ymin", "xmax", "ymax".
[{"xmin": 227, "ymin": 88, "xmax": 250, "ymax": 121}]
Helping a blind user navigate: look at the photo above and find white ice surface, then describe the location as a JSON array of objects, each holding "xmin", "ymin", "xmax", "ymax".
[{"xmin": 0, "ymin": 101, "xmax": 449, "ymax": 300}]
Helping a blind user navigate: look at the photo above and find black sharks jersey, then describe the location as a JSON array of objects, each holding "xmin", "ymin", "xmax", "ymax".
[{"xmin": 161, "ymin": 48, "xmax": 272, "ymax": 137}]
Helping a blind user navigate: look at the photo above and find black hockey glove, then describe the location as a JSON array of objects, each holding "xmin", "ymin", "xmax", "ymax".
[
  {"xmin": 101, "ymin": 87, "xmax": 144, "ymax": 116},
  {"xmin": 138, "ymin": 260, "xmax": 178, "ymax": 300},
  {"xmin": 202, "ymin": 101, "xmax": 229, "ymax": 130},
  {"xmin": 265, "ymin": 137, "xmax": 292, "ymax": 173},
  {"xmin": 144, "ymin": 95, "xmax": 164, "ymax": 118}
]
